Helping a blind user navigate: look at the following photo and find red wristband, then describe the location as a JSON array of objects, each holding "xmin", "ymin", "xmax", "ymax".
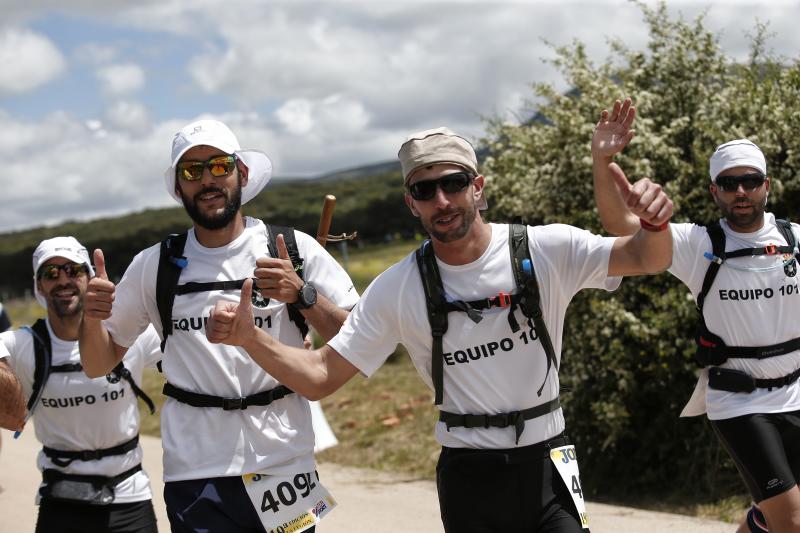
[{"xmin": 640, "ymin": 219, "xmax": 669, "ymax": 232}]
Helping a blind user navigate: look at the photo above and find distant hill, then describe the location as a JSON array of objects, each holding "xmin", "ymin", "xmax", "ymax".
[{"xmin": 0, "ymin": 162, "xmax": 417, "ymax": 300}]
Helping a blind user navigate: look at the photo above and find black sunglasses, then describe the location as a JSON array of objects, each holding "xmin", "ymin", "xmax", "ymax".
[
  {"xmin": 715, "ymin": 173, "xmax": 766, "ymax": 193},
  {"xmin": 407, "ymin": 172, "xmax": 474, "ymax": 201},
  {"xmin": 176, "ymin": 155, "xmax": 237, "ymax": 181},
  {"xmin": 37, "ymin": 263, "xmax": 89, "ymax": 281}
]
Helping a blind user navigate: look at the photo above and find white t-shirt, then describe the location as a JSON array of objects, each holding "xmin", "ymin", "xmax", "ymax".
[
  {"xmin": 1, "ymin": 323, "xmax": 161, "ymax": 504},
  {"xmin": 329, "ymin": 223, "xmax": 619, "ymax": 449},
  {"xmin": 669, "ymin": 213, "xmax": 800, "ymax": 420},
  {"xmin": 104, "ymin": 217, "xmax": 358, "ymax": 481}
]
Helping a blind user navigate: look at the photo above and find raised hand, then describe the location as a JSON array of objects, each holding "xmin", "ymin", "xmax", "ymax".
[
  {"xmin": 254, "ymin": 234, "xmax": 302, "ymax": 304},
  {"xmin": 592, "ymin": 98, "xmax": 636, "ymax": 159},
  {"xmin": 83, "ymin": 249, "xmax": 116, "ymax": 320},
  {"xmin": 207, "ymin": 278, "xmax": 257, "ymax": 346},
  {"xmin": 609, "ymin": 162, "xmax": 673, "ymax": 226}
]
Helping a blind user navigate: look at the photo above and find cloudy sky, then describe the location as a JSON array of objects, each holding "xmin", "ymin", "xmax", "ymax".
[{"xmin": 1, "ymin": 0, "xmax": 798, "ymax": 233}]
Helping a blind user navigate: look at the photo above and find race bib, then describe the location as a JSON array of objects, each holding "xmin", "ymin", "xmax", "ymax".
[
  {"xmin": 242, "ymin": 470, "xmax": 337, "ymax": 533},
  {"xmin": 549, "ymin": 445, "xmax": 590, "ymax": 529}
]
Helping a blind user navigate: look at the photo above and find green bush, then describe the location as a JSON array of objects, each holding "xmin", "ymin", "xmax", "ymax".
[{"xmin": 482, "ymin": 1, "xmax": 800, "ymax": 501}]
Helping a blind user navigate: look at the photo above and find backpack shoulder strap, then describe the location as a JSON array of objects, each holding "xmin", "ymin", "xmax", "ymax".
[
  {"xmin": 509, "ymin": 223, "xmax": 557, "ymax": 397},
  {"xmin": 156, "ymin": 233, "xmax": 188, "ymax": 352},
  {"xmin": 776, "ymin": 218, "xmax": 798, "ymax": 253},
  {"xmin": 697, "ymin": 222, "xmax": 725, "ymax": 313},
  {"xmin": 415, "ymin": 240, "xmax": 449, "ymax": 406},
  {"xmin": 265, "ymin": 224, "xmax": 309, "ymax": 339},
  {"xmin": 26, "ymin": 319, "xmax": 52, "ymax": 412}
]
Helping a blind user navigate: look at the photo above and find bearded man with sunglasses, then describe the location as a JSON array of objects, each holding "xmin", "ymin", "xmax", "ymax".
[
  {"xmin": 203, "ymin": 126, "xmax": 674, "ymax": 532},
  {"xmin": 593, "ymin": 98, "xmax": 800, "ymax": 533},
  {"xmin": 0, "ymin": 236, "xmax": 160, "ymax": 533},
  {"xmin": 79, "ymin": 119, "xmax": 357, "ymax": 533}
]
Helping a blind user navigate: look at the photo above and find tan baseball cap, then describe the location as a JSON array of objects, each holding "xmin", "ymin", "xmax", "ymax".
[{"xmin": 398, "ymin": 127, "xmax": 486, "ymax": 209}]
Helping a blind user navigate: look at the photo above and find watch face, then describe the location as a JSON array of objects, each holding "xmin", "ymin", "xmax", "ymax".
[{"xmin": 299, "ymin": 283, "xmax": 317, "ymax": 307}]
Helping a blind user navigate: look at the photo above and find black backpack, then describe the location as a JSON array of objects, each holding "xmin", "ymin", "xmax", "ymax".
[
  {"xmin": 695, "ymin": 218, "xmax": 800, "ymax": 367},
  {"xmin": 155, "ymin": 223, "xmax": 308, "ymax": 353},
  {"xmin": 415, "ymin": 223, "xmax": 556, "ymax": 405},
  {"xmin": 24, "ymin": 319, "xmax": 154, "ymax": 416}
]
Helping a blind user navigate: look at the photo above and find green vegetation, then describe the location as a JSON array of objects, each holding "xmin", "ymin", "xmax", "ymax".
[
  {"xmin": 482, "ymin": 0, "xmax": 798, "ymax": 509},
  {"xmin": 0, "ymin": 169, "xmax": 417, "ymax": 300}
]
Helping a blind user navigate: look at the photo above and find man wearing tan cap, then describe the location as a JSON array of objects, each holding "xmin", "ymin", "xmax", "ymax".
[
  {"xmin": 205, "ymin": 126, "xmax": 674, "ymax": 532},
  {"xmin": 79, "ymin": 119, "xmax": 358, "ymax": 532},
  {"xmin": 593, "ymin": 98, "xmax": 800, "ymax": 533}
]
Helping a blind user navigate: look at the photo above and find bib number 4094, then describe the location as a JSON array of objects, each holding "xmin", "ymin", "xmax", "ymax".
[
  {"xmin": 260, "ymin": 472, "xmax": 318, "ymax": 513},
  {"xmin": 243, "ymin": 470, "xmax": 336, "ymax": 533}
]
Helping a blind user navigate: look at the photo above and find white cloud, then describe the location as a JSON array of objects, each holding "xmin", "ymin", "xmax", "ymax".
[
  {"xmin": 74, "ymin": 42, "xmax": 118, "ymax": 65},
  {"xmin": 0, "ymin": 27, "xmax": 65, "ymax": 94},
  {"xmin": 104, "ymin": 101, "xmax": 152, "ymax": 134},
  {"xmin": 96, "ymin": 63, "xmax": 146, "ymax": 95}
]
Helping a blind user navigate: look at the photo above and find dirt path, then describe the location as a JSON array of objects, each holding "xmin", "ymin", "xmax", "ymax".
[{"xmin": 0, "ymin": 429, "xmax": 733, "ymax": 532}]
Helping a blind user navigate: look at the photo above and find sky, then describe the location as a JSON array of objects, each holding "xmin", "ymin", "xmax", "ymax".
[{"xmin": 1, "ymin": 0, "xmax": 798, "ymax": 233}]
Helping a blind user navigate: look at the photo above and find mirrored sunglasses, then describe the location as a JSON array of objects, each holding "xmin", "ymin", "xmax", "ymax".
[
  {"xmin": 715, "ymin": 173, "xmax": 766, "ymax": 193},
  {"xmin": 37, "ymin": 263, "xmax": 89, "ymax": 281},
  {"xmin": 407, "ymin": 172, "xmax": 474, "ymax": 201},
  {"xmin": 176, "ymin": 155, "xmax": 237, "ymax": 181}
]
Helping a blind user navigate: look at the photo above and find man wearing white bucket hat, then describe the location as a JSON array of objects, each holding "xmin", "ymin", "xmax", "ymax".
[
  {"xmin": 593, "ymin": 98, "xmax": 800, "ymax": 533},
  {"xmin": 79, "ymin": 119, "xmax": 357, "ymax": 533},
  {"xmin": 0, "ymin": 236, "xmax": 160, "ymax": 532}
]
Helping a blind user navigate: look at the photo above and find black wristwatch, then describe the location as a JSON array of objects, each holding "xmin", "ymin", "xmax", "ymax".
[{"xmin": 291, "ymin": 282, "xmax": 318, "ymax": 310}]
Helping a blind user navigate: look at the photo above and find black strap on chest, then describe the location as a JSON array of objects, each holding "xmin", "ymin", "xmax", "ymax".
[
  {"xmin": 26, "ymin": 319, "xmax": 155, "ymax": 415},
  {"xmin": 439, "ymin": 397, "xmax": 561, "ymax": 444},
  {"xmin": 695, "ymin": 220, "xmax": 800, "ymax": 367},
  {"xmin": 155, "ymin": 223, "xmax": 308, "ymax": 353},
  {"xmin": 162, "ymin": 382, "xmax": 294, "ymax": 410},
  {"xmin": 42, "ymin": 434, "xmax": 141, "ymax": 467},
  {"xmin": 415, "ymin": 223, "xmax": 557, "ymax": 407}
]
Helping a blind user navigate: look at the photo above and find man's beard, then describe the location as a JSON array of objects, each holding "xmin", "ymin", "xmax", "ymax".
[
  {"xmin": 47, "ymin": 285, "xmax": 83, "ymax": 318},
  {"xmin": 719, "ymin": 196, "xmax": 766, "ymax": 231},
  {"xmin": 421, "ymin": 202, "xmax": 476, "ymax": 243},
  {"xmin": 181, "ymin": 181, "xmax": 243, "ymax": 230}
]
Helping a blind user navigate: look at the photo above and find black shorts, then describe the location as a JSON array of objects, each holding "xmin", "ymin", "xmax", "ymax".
[
  {"xmin": 35, "ymin": 498, "xmax": 157, "ymax": 533},
  {"xmin": 711, "ymin": 409, "xmax": 800, "ymax": 502},
  {"xmin": 436, "ymin": 434, "xmax": 584, "ymax": 533}
]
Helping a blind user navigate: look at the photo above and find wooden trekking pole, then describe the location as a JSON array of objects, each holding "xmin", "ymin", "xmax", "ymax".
[{"xmin": 316, "ymin": 195, "xmax": 337, "ymax": 247}]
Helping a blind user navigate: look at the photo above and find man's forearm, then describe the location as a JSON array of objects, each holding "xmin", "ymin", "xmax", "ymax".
[
  {"xmin": 610, "ymin": 226, "xmax": 673, "ymax": 276},
  {"xmin": 0, "ymin": 361, "xmax": 25, "ymax": 431},
  {"xmin": 299, "ymin": 294, "xmax": 350, "ymax": 343},
  {"xmin": 242, "ymin": 330, "xmax": 355, "ymax": 400},
  {"xmin": 592, "ymin": 155, "xmax": 640, "ymax": 236},
  {"xmin": 79, "ymin": 318, "xmax": 125, "ymax": 378}
]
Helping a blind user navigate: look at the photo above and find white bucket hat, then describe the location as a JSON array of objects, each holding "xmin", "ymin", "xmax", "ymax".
[
  {"xmin": 32, "ymin": 236, "xmax": 95, "ymax": 309},
  {"xmin": 709, "ymin": 139, "xmax": 767, "ymax": 181},
  {"xmin": 164, "ymin": 119, "xmax": 273, "ymax": 204}
]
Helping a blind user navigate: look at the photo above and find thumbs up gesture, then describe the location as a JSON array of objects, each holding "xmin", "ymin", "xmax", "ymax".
[
  {"xmin": 84, "ymin": 249, "xmax": 117, "ymax": 320},
  {"xmin": 608, "ymin": 163, "xmax": 673, "ymax": 227},
  {"xmin": 207, "ymin": 278, "xmax": 256, "ymax": 346},
  {"xmin": 254, "ymin": 234, "xmax": 302, "ymax": 304}
]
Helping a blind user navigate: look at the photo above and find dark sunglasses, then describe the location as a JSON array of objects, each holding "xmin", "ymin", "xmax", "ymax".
[
  {"xmin": 37, "ymin": 263, "xmax": 89, "ymax": 281},
  {"xmin": 176, "ymin": 155, "xmax": 237, "ymax": 181},
  {"xmin": 407, "ymin": 172, "xmax": 474, "ymax": 201},
  {"xmin": 715, "ymin": 173, "xmax": 766, "ymax": 193}
]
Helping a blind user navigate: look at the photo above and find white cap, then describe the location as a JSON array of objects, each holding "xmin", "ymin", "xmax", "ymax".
[
  {"xmin": 163, "ymin": 119, "xmax": 273, "ymax": 205},
  {"xmin": 32, "ymin": 236, "xmax": 95, "ymax": 309},
  {"xmin": 709, "ymin": 139, "xmax": 767, "ymax": 181}
]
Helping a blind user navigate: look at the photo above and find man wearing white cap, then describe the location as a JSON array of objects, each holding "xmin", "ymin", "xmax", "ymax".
[
  {"xmin": 203, "ymin": 126, "xmax": 674, "ymax": 532},
  {"xmin": 0, "ymin": 236, "xmax": 159, "ymax": 533},
  {"xmin": 80, "ymin": 119, "xmax": 357, "ymax": 532},
  {"xmin": 592, "ymin": 98, "xmax": 800, "ymax": 533}
]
